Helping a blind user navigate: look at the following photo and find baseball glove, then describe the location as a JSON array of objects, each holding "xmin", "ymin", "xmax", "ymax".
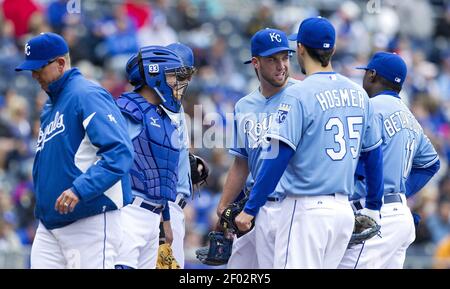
[
  {"xmin": 348, "ymin": 213, "xmax": 381, "ymax": 247},
  {"xmin": 156, "ymin": 243, "xmax": 180, "ymax": 269},
  {"xmin": 219, "ymin": 192, "xmax": 254, "ymax": 237},
  {"xmin": 189, "ymin": 153, "xmax": 209, "ymax": 186},
  {"xmin": 195, "ymin": 231, "xmax": 233, "ymax": 266}
]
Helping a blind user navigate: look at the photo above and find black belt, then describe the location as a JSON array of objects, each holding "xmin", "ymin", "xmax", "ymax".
[
  {"xmin": 384, "ymin": 194, "xmax": 403, "ymax": 204},
  {"xmin": 267, "ymin": 197, "xmax": 281, "ymax": 202},
  {"xmin": 177, "ymin": 198, "xmax": 187, "ymax": 209},
  {"xmin": 132, "ymin": 197, "xmax": 163, "ymax": 214},
  {"xmin": 352, "ymin": 194, "xmax": 402, "ymax": 210},
  {"xmin": 352, "ymin": 201, "xmax": 364, "ymax": 211}
]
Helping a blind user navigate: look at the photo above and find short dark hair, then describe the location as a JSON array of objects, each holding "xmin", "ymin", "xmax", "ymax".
[
  {"xmin": 376, "ymin": 74, "xmax": 402, "ymax": 93},
  {"xmin": 304, "ymin": 45, "xmax": 334, "ymax": 67}
]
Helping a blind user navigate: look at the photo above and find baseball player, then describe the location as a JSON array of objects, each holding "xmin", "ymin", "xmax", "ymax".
[
  {"xmin": 235, "ymin": 17, "xmax": 385, "ymax": 269},
  {"xmin": 216, "ymin": 28, "xmax": 298, "ymax": 268},
  {"xmin": 339, "ymin": 52, "xmax": 440, "ymax": 269},
  {"xmin": 162, "ymin": 42, "xmax": 196, "ymax": 268},
  {"xmin": 114, "ymin": 46, "xmax": 193, "ymax": 269},
  {"xmin": 15, "ymin": 32, "xmax": 134, "ymax": 269}
]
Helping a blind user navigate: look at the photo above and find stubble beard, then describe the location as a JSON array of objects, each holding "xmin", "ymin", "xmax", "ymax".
[{"xmin": 261, "ymin": 70, "xmax": 289, "ymax": 88}]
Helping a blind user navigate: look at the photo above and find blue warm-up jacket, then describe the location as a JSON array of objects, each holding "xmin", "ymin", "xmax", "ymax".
[{"xmin": 33, "ymin": 68, "xmax": 134, "ymax": 229}]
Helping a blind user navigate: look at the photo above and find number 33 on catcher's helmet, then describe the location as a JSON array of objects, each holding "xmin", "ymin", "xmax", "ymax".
[{"xmin": 125, "ymin": 46, "xmax": 193, "ymax": 113}]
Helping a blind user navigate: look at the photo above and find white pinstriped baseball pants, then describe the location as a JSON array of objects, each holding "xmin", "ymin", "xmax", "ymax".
[
  {"xmin": 227, "ymin": 200, "xmax": 283, "ymax": 269},
  {"xmin": 339, "ymin": 194, "xmax": 415, "ymax": 269},
  {"xmin": 115, "ymin": 202, "xmax": 161, "ymax": 269},
  {"xmin": 274, "ymin": 193, "xmax": 354, "ymax": 269},
  {"xmin": 31, "ymin": 210, "xmax": 122, "ymax": 269}
]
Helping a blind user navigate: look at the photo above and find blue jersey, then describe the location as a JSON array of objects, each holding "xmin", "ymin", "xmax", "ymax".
[
  {"xmin": 266, "ymin": 72, "xmax": 382, "ymax": 197},
  {"xmin": 353, "ymin": 91, "xmax": 439, "ymax": 198},
  {"xmin": 124, "ymin": 105, "xmax": 190, "ymax": 202},
  {"xmin": 33, "ymin": 68, "xmax": 134, "ymax": 230},
  {"xmin": 230, "ymin": 78, "xmax": 300, "ymax": 198}
]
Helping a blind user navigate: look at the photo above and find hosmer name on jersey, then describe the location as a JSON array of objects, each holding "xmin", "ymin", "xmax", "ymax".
[
  {"xmin": 315, "ymin": 88, "xmax": 365, "ymax": 111},
  {"xmin": 384, "ymin": 110, "xmax": 422, "ymax": 138},
  {"xmin": 36, "ymin": 111, "xmax": 65, "ymax": 152}
]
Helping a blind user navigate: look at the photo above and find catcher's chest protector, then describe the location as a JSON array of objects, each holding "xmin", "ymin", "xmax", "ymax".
[{"xmin": 117, "ymin": 92, "xmax": 180, "ymax": 201}]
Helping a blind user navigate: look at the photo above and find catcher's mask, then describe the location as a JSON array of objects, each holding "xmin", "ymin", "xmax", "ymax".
[
  {"xmin": 126, "ymin": 46, "xmax": 193, "ymax": 113},
  {"xmin": 166, "ymin": 42, "xmax": 197, "ymax": 79}
]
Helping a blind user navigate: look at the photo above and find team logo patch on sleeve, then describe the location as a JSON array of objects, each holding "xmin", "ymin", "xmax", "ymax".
[{"xmin": 276, "ymin": 103, "xmax": 291, "ymax": 124}]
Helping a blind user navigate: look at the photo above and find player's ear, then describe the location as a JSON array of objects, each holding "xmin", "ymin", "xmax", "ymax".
[
  {"xmin": 297, "ymin": 43, "xmax": 305, "ymax": 55},
  {"xmin": 251, "ymin": 57, "xmax": 259, "ymax": 68},
  {"xmin": 56, "ymin": 57, "xmax": 66, "ymax": 73},
  {"xmin": 369, "ymin": 70, "xmax": 377, "ymax": 82}
]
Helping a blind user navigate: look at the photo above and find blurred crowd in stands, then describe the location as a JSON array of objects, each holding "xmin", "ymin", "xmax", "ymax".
[{"xmin": 0, "ymin": 0, "xmax": 449, "ymax": 268}]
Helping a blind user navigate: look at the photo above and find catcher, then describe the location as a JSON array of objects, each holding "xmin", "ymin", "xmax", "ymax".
[{"xmin": 161, "ymin": 43, "xmax": 209, "ymax": 268}]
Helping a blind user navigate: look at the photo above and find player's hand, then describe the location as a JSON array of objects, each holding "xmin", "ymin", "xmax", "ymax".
[
  {"xmin": 163, "ymin": 220, "xmax": 174, "ymax": 245},
  {"xmin": 359, "ymin": 207, "xmax": 381, "ymax": 223},
  {"xmin": 235, "ymin": 211, "xmax": 254, "ymax": 233},
  {"xmin": 216, "ymin": 205, "xmax": 226, "ymax": 219},
  {"xmin": 55, "ymin": 188, "xmax": 79, "ymax": 215},
  {"xmin": 213, "ymin": 220, "xmax": 235, "ymax": 239}
]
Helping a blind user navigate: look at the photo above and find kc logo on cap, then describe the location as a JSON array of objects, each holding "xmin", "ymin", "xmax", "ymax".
[
  {"xmin": 15, "ymin": 32, "xmax": 69, "ymax": 72},
  {"xmin": 244, "ymin": 28, "xmax": 295, "ymax": 64},
  {"xmin": 269, "ymin": 32, "xmax": 282, "ymax": 43},
  {"xmin": 25, "ymin": 43, "xmax": 31, "ymax": 56}
]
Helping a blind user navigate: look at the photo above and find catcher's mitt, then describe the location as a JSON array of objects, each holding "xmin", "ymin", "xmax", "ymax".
[
  {"xmin": 156, "ymin": 243, "xmax": 180, "ymax": 269},
  {"xmin": 348, "ymin": 213, "xmax": 381, "ymax": 247},
  {"xmin": 195, "ymin": 231, "xmax": 233, "ymax": 266},
  {"xmin": 189, "ymin": 153, "xmax": 209, "ymax": 186},
  {"xmin": 219, "ymin": 192, "xmax": 254, "ymax": 237}
]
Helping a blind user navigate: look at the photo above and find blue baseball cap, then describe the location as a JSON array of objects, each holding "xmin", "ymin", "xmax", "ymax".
[
  {"xmin": 356, "ymin": 52, "xmax": 407, "ymax": 86},
  {"xmin": 288, "ymin": 16, "xmax": 336, "ymax": 50},
  {"xmin": 244, "ymin": 28, "xmax": 295, "ymax": 64},
  {"xmin": 167, "ymin": 42, "xmax": 194, "ymax": 67},
  {"xmin": 15, "ymin": 32, "xmax": 69, "ymax": 71}
]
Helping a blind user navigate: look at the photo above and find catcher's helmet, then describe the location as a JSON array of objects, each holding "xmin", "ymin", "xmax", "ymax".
[
  {"xmin": 126, "ymin": 46, "xmax": 189, "ymax": 112},
  {"xmin": 166, "ymin": 42, "xmax": 196, "ymax": 81},
  {"xmin": 166, "ymin": 42, "xmax": 194, "ymax": 67}
]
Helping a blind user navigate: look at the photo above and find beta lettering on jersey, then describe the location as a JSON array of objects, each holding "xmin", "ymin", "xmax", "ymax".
[
  {"xmin": 36, "ymin": 111, "xmax": 65, "ymax": 152},
  {"xmin": 384, "ymin": 110, "xmax": 422, "ymax": 138},
  {"xmin": 315, "ymin": 89, "xmax": 365, "ymax": 111}
]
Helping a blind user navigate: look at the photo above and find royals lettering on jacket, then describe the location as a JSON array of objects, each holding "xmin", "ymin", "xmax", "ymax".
[{"xmin": 36, "ymin": 111, "xmax": 65, "ymax": 152}]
